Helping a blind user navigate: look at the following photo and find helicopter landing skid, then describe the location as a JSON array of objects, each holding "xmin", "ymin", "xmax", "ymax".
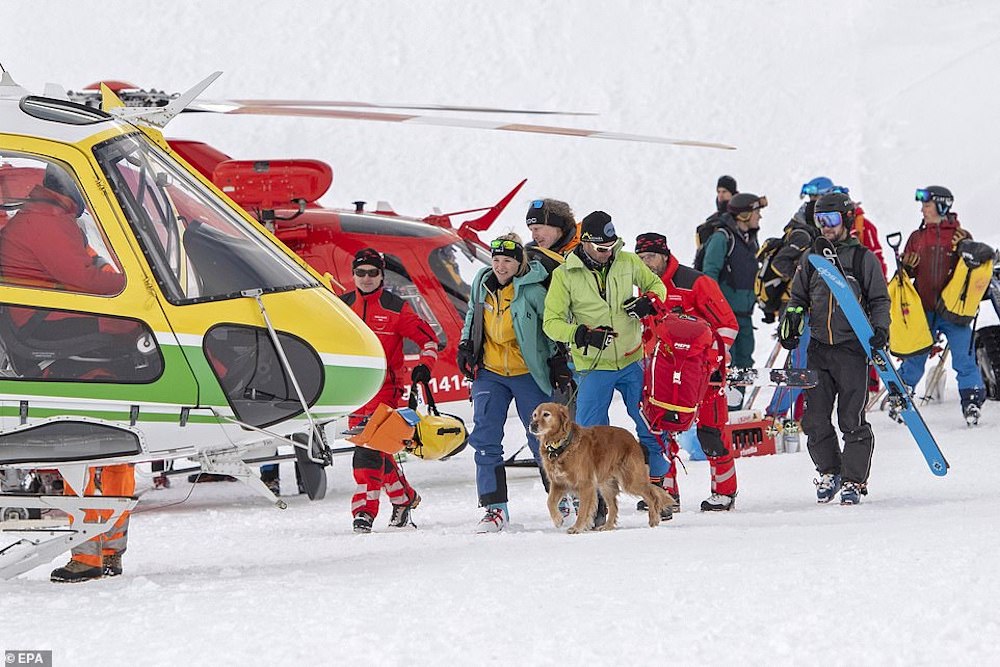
[
  {"xmin": 0, "ymin": 494, "xmax": 136, "ymax": 580},
  {"xmin": 196, "ymin": 454, "xmax": 288, "ymax": 509}
]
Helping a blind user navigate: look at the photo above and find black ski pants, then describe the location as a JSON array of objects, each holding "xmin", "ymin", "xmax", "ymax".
[{"xmin": 802, "ymin": 339, "xmax": 874, "ymax": 484}]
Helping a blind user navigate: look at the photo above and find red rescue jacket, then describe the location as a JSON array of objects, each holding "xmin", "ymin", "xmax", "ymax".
[
  {"xmin": 341, "ymin": 286, "xmax": 439, "ymax": 392},
  {"xmin": 643, "ymin": 254, "xmax": 739, "ymax": 360}
]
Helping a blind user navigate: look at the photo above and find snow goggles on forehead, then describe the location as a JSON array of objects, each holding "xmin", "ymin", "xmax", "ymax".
[
  {"xmin": 800, "ymin": 182, "xmax": 829, "ymax": 197},
  {"xmin": 530, "ymin": 199, "xmax": 544, "ymax": 209},
  {"xmin": 490, "ymin": 239, "xmax": 524, "ymax": 259},
  {"xmin": 814, "ymin": 211, "xmax": 845, "ymax": 228},
  {"xmin": 353, "ymin": 268, "xmax": 381, "ymax": 277}
]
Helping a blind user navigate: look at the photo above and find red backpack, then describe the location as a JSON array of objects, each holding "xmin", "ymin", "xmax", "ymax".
[{"xmin": 642, "ymin": 311, "xmax": 722, "ymax": 433}]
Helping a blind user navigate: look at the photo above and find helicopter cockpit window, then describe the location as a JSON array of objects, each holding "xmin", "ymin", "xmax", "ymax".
[
  {"xmin": 381, "ymin": 253, "xmax": 446, "ymax": 353},
  {"xmin": 428, "ymin": 241, "xmax": 488, "ymax": 323},
  {"xmin": 92, "ymin": 135, "xmax": 319, "ymax": 305},
  {"xmin": 0, "ymin": 303, "xmax": 163, "ymax": 383},
  {"xmin": 0, "ymin": 154, "xmax": 123, "ymax": 295}
]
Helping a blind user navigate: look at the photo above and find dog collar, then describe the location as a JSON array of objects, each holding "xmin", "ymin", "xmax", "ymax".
[{"xmin": 544, "ymin": 425, "xmax": 575, "ymax": 460}]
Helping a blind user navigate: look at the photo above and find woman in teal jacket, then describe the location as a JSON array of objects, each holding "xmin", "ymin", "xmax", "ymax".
[{"xmin": 456, "ymin": 233, "xmax": 567, "ymax": 532}]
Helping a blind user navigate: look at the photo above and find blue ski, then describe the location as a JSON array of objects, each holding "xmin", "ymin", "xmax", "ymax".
[{"xmin": 807, "ymin": 244, "xmax": 949, "ymax": 476}]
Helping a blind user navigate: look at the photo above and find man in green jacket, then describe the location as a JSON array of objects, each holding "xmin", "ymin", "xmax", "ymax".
[{"xmin": 543, "ymin": 211, "xmax": 668, "ymax": 503}]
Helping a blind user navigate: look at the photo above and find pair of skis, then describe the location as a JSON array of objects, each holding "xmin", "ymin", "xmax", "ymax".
[{"xmin": 808, "ymin": 238, "xmax": 948, "ymax": 476}]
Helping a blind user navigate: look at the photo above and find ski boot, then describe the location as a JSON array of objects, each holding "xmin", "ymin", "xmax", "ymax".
[
  {"xmin": 839, "ymin": 481, "xmax": 866, "ymax": 505},
  {"xmin": 886, "ymin": 394, "xmax": 907, "ymax": 424},
  {"xmin": 559, "ymin": 495, "xmax": 578, "ymax": 518},
  {"xmin": 388, "ymin": 492, "xmax": 421, "ymax": 528},
  {"xmin": 814, "ymin": 473, "xmax": 842, "ymax": 504},
  {"xmin": 960, "ymin": 387, "xmax": 985, "ymax": 427},
  {"xmin": 700, "ymin": 492, "xmax": 736, "ymax": 512}
]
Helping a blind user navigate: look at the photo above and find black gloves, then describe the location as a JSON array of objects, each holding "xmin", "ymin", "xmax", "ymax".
[
  {"xmin": 574, "ymin": 325, "xmax": 617, "ymax": 351},
  {"xmin": 411, "ymin": 363, "xmax": 432, "ymax": 384},
  {"xmin": 779, "ymin": 306, "xmax": 805, "ymax": 351},
  {"xmin": 623, "ymin": 295, "xmax": 656, "ymax": 319},
  {"xmin": 869, "ymin": 327, "xmax": 889, "ymax": 352},
  {"xmin": 547, "ymin": 355, "xmax": 575, "ymax": 394},
  {"xmin": 456, "ymin": 340, "xmax": 477, "ymax": 380}
]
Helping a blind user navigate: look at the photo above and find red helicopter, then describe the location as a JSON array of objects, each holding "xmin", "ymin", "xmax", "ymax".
[{"xmin": 62, "ymin": 79, "xmax": 735, "ymax": 406}]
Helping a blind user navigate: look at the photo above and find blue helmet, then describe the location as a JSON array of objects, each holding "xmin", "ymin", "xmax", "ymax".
[{"xmin": 800, "ymin": 176, "xmax": 834, "ymax": 198}]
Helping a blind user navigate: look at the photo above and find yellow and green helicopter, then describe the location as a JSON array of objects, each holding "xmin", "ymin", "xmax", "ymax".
[{"xmin": 0, "ymin": 71, "xmax": 385, "ymax": 579}]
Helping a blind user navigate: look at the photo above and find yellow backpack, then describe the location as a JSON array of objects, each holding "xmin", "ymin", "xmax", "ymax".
[
  {"xmin": 937, "ymin": 240, "xmax": 996, "ymax": 325},
  {"xmin": 888, "ymin": 268, "xmax": 933, "ymax": 357}
]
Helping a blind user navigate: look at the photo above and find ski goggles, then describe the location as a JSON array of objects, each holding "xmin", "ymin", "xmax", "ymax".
[
  {"xmin": 800, "ymin": 182, "xmax": 829, "ymax": 198},
  {"xmin": 814, "ymin": 211, "xmax": 845, "ymax": 228},
  {"xmin": 353, "ymin": 268, "xmax": 382, "ymax": 278},
  {"xmin": 915, "ymin": 188, "xmax": 952, "ymax": 206},
  {"xmin": 490, "ymin": 238, "xmax": 524, "ymax": 259}
]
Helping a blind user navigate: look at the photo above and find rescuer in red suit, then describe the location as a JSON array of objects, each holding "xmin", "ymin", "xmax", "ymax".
[{"xmin": 341, "ymin": 248, "xmax": 439, "ymax": 533}]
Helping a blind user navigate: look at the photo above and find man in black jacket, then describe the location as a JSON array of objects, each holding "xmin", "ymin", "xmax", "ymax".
[{"xmin": 780, "ymin": 193, "xmax": 890, "ymax": 506}]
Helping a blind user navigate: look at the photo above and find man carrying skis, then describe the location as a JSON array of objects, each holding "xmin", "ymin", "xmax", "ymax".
[
  {"xmin": 897, "ymin": 186, "xmax": 985, "ymax": 424},
  {"xmin": 636, "ymin": 232, "xmax": 740, "ymax": 511},
  {"xmin": 781, "ymin": 193, "xmax": 889, "ymax": 505}
]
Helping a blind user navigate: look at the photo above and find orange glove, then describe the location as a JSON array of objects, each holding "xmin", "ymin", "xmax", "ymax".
[{"xmin": 952, "ymin": 228, "xmax": 970, "ymax": 247}]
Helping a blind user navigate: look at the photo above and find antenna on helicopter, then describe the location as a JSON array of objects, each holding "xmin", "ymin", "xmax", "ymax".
[{"xmin": 0, "ymin": 66, "xmax": 31, "ymax": 99}]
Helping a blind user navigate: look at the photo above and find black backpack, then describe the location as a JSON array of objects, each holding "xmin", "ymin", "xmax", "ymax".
[{"xmin": 693, "ymin": 217, "xmax": 735, "ymax": 276}]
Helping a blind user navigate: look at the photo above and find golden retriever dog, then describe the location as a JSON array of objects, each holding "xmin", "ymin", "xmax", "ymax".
[{"xmin": 529, "ymin": 402, "xmax": 674, "ymax": 533}]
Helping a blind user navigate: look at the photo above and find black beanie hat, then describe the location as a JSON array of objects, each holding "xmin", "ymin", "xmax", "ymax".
[
  {"xmin": 526, "ymin": 199, "xmax": 574, "ymax": 234},
  {"xmin": 717, "ymin": 175, "xmax": 738, "ymax": 195},
  {"xmin": 579, "ymin": 211, "xmax": 618, "ymax": 244},
  {"xmin": 352, "ymin": 247, "xmax": 385, "ymax": 271},
  {"xmin": 635, "ymin": 233, "xmax": 669, "ymax": 256}
]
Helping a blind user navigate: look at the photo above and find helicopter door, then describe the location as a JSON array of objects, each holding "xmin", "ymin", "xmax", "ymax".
[{"xmin": 0, "ymin": 148, "xmax": 198, "ymax": 452}]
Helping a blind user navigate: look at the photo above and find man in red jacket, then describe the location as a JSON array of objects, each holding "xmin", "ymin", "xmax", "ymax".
[
  {"xmin": 635, "ymin": 232, "xmax": 740, "ymax": 512},
  {"xmin": 898, "ymin": 186, "xmax": 985, "ymax": 423},
  {"xmin": 341, "ymin": 248, "xmax": 440, "ymax": 533}
]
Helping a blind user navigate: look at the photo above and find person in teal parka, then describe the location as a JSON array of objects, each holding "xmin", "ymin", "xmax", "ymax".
[
  {"xmin": 456, "ymin": 232, "xmax": 569, "ymax": 533},
  {"xmin": 699, "ymin": 192, "xmax": 765, "ymax": 402}
]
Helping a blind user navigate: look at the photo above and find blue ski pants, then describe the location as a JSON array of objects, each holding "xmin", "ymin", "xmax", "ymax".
[
  {"xmin": 575, "ymin": 361, "xmax": 667, "ymax": 477},
  {"xmin": 899, "ymin": 312, "xmax": 983, "ymax": 392},
  {"xmin": 469, "ymin": 370, "xmax": 550, "ymax": 506}
]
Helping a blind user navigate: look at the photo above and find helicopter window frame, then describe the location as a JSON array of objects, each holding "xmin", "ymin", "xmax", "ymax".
[
  {"xmin": 92, "ymin": 134, "xmax": 320, "ymax": 306},
  {"xmin": 380, "ymin": 253, "xmax": 447, "ymax": 352},
  {"xmin": 0, "ymin": 152, "xmax": 125, "ymax": 296}
]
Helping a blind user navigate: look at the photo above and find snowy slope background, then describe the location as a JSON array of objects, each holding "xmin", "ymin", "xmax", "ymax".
[{"xmin": 2, "ymin": 1, "xmax": 1000, "ymax": 665}]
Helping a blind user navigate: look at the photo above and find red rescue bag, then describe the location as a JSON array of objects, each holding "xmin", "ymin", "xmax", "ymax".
[{"xmin": 642, "ymin": 311, "xmax": 721, "ymax": 433}]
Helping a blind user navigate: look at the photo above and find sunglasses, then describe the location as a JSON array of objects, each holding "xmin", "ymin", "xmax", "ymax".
[
  {"xmin": 490, "ymin": 239, "xmax": 522, "ymax": 251},
  {"xmin": 589, "ymin": 241, "xmax": 616, "ymax": 253},
  {"xmin": 814, "ymin": 211, "xmax": 844, "ymax": 228},
  {"xmin": 353, "ymin": 268, "xmax": 382, "ymax": 278}
]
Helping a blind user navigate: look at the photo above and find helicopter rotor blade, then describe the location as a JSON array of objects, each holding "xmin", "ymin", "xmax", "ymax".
[
  {"xmin": 226, "ymin": 99, "xmax": 596, "ymax": 116},
  {"xmin": 214, "ymin": 105, "xmax": 735, "ymax": 150}
]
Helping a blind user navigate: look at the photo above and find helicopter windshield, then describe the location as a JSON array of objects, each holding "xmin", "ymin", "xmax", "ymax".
[
  {"xmin": 428, "ymin": 240, "xmax": 489, "ymax": 323},
  {"xmin": 92, "ymin": 134, "xmax": 318, "ymax": 305}
]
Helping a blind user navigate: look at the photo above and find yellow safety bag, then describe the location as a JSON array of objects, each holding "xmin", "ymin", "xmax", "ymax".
[
  {"xmin": 937, "ymin": 240, "xmax": 995, "ymax": 325},
  {"xmin": 405, "ymin": 379, "xmax": 469, "ymax": 461},
  {"xmin": 888, "ymin": 269, "xmax": 933, "ymax": 357}
]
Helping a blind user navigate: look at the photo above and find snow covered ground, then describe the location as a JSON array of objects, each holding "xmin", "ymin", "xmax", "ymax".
[{"xmin": 3, "ymin": 0, "xmax": 1000, "ymax": 664}]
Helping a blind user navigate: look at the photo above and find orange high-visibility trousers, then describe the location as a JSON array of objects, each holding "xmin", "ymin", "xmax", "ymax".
[{"xmin": 63, "ymin": 464, "xmax": 135, "ymax": 567}]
